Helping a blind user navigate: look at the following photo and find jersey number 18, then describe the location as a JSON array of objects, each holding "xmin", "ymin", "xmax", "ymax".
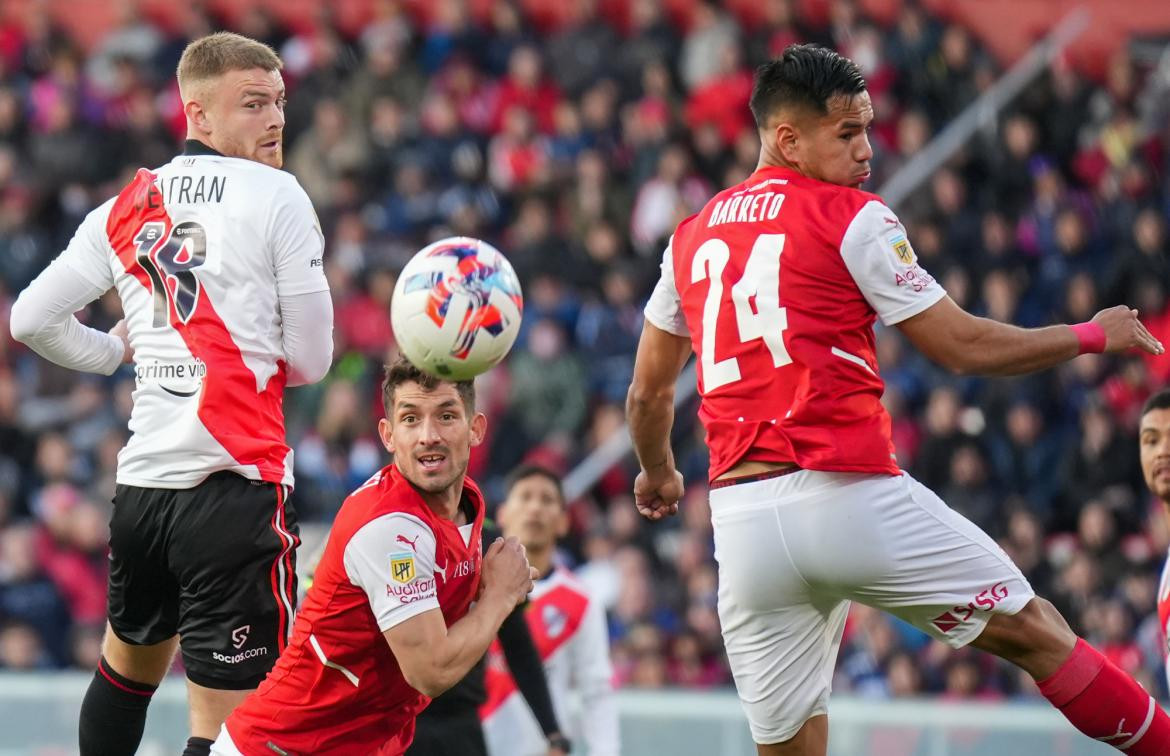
[{"xmin": 133, "ymin": 221, "xmax": 208, "ymax": 327}]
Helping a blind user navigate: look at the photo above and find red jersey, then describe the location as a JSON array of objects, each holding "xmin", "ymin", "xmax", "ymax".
[
  {"xmin": 224, "ymin": 464, "xmax": 485, "ymax": 755},
  {"xmin": 643, "ymin": 166, "xmax": 946, "ymax": 480},
  {"xmin": 1159, "ymin": 550, "xmax": 1170, "ymax": 691}
]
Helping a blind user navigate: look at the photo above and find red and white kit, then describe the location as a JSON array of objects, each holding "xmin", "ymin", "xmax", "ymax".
[
  {"xmin": 39, "ymin": 154, "xmax": 328, "ymax": 489},
  {"xmin": 644, "ymin": 166, "xmax": 1035, "ymax": 742},
  {"xmin": 213, "ymin": 464, "xmax": 485, "ymax": 756},
  {"xmin": 480, "ymin": 567, "xmax": 619, "ymax": 756},
  {"xmin": 1159, "ymin": 550, "xmax": 1170, "ymax": 692}
]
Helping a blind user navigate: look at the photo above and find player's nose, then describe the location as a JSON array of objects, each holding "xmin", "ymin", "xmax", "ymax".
[{"xmin": 856, "ymin": 133, "xmax": 874, "ymax": 162}]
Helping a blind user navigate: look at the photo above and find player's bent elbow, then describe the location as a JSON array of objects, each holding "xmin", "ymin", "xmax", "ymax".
[
  {"xmin": 8, "ymin": 295, "xmax": 43, "ymax": 344},
  {"xmin": 402, "ymin": 665, "xmax": 452, "ymax": 698}
]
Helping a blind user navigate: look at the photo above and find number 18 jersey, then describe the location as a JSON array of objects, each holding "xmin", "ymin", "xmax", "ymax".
[
  {"xmin": 56, "ymin": 146, "xmax": 327, "ymax": 489},
  {"xmin": 643, "ymin": 166, "xmax": 946, "ymax": 480}
]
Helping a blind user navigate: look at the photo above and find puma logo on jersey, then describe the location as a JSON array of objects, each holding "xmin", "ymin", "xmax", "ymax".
[
  {"xmin": 1096, "ymin": 718, "xmax": 1134, "ymax": 742},
  {"xmin": 396, "ymin": 534, "xmax": 419, "ymax": 551}
]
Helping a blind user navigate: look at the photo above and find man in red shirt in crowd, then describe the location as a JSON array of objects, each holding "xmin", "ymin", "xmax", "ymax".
[
  {"xmin": 212, "ymin": 358, "xmax": 536, "ymax": 755},
  {"xmin": 628, "ymin": 43, "xmax": 1169, "ymax": 755}
]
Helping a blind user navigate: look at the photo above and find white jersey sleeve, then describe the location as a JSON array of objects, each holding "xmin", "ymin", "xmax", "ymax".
[
  {"xmin": 643, "ymin": 238, "xmax": 690, "ymax": 337},
  {"xmin": 571, "ymin": 592, "xmax": 619, "ymax": 755},
  {"xmin": 269, "ymin": 177, "xmax": 328, "ymax": 297},
  {"xmin": 839, "ymin": 201, "xmax": 947, "ymax": 326},
  {"xmin": 343, "ymin": 513, "xmax": 440, "ymax": 631},
  {"xmin": 9, "ymin": 199, "xmax": 125, "ymax": 375}
]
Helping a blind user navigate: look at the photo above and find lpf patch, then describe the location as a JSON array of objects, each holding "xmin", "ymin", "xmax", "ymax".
[
  {"xmin": 390, "ymin": 552, "xmax": 416, "ymax": 584},
  {"xmin": 888, "ymin": 233, "xmax": 915, "ymax": 265}
]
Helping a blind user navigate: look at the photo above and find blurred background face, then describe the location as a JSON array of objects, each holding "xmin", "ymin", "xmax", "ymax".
[
  {"xmin": 1140, "ymin": 406, "xmax": 1170, "ymax": 502},
  {"xmin": 499, "ymin": 473, "xmax": 566, "ymax": 553}
]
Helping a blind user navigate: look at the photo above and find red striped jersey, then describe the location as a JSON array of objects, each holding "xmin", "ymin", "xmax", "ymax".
[
  {"xmin": 224, "ymin": 464, "xmax": 485, "ymax": 756},
  {"xmin": 55, "ymin": 147, "xmax": 327, "ymax": 489},
  {"xmin": 643, "ymin": 166, "xmax": 946, "ymax": 480}
]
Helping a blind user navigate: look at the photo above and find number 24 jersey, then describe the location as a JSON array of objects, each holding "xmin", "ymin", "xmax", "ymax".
[{"xmin": 644, "ymin": 166, "xmax": 946, "ymax": 480}]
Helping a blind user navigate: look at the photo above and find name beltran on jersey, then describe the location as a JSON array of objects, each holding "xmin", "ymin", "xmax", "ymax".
[{"xmin": 135, "ymin": 174, "xmax": 228, "ymax": 209}]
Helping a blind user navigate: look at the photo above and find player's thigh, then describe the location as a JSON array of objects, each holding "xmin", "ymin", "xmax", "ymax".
[
  {"xmin": 710, "ymin": 481, "xmax": 849, "ymax": 745},
  {"xmin": 187, "ymin": 680, "xmax": 252, "ymax": 741},
  {"xmin": 824, "ymin": 473, "xmax": 1035, "ymax": 648},
  {"xmin": 107, "ymin": 484, "xmax": 182, "ymax": 656},
  {"xmin": 170, "ymin": 473, "xmax": 300, "ymax": 690},
  {"xmin": 101, "ymin": 621, "xmax": 179, "ymax": 686}
]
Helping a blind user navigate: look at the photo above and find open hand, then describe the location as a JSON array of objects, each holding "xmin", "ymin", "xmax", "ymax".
[{"xmin": 1092, "ymin": 306, "xmax": 1164, "ymax": 355}]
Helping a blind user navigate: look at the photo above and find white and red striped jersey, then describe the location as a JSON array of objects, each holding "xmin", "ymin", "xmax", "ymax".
[
  {"xmin": 481, "ymin": 566, "xmax": 619, "ymax": 756},
  {"xmin": 51, "ymin": 146, "xmax": 328, "ymax": 489},
  {"xmin": 643, "ymin": 165, "xmax": 946, "ymax": 480}
]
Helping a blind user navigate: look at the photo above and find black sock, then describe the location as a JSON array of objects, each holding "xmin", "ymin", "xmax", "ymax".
[
  {"xmin": 78, "ymin": 656, "xmax": 157, "ymax": 756},
  {"xmin": 183, "ymin": 736, "xmax": 214, "ymax": 756}
]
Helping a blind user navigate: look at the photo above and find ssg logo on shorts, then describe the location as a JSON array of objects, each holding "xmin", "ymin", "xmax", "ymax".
[
  {"xmin": 390, "ymin": 552, "xmax": 415, "ymax": 583},
  {"xmin": 931, "ymin": 583, "xmax": 1010, "ymax": 634}
]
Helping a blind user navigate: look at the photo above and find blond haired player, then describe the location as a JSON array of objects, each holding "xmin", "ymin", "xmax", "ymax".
[{"xmin": 10, "ymin": 32, "xmax": 332, "ymax": 756}]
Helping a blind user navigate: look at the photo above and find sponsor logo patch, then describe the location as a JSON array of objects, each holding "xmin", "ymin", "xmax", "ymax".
[
  {"xmin": 887, "ymin": 233, "xmax": 915, "ymax": 265},
  {"xmin": 390, "ymin": 551, "xmax": 415, "ymax": 583}
]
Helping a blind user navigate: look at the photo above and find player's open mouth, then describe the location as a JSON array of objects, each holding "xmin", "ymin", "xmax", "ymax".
[
  {"xmin": 418, "ymin": 454, "xmax": 446, "ymax": 470},
  {"xmin": 261, "ymin": 140, "xmax": 280, "ymax": 150}
]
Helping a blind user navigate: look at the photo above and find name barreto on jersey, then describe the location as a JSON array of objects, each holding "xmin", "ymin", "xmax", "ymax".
[
  {"xmin": 135, "ymin": 175, "xmax": 228, "ymax": 210},
  {"xmin": 707, "ymin": 178, "xmax": 788, "ymax": 228}
]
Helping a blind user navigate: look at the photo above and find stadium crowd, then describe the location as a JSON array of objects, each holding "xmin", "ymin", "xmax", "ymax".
[{"xmin": 1, "ymin": 0, "xmax": 1169, "ymax": 706}]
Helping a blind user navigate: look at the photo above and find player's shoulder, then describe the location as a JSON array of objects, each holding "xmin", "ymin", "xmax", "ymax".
[{"xmin": 547, "ymin": 566, "xmax": 594, "ymax": 600}]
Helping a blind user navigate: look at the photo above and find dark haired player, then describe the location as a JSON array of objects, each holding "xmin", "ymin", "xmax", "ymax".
[
  {"xmin": 1141, "ymin": 389, "xmax": 1170, "ymax": 693},
  {"xmin": 211, "ymin": 359, "xmax": 537, "ymax": 755},
  {"xmin": 628, "ymin": 44, "xmax": 1169, "ymax": 755}
]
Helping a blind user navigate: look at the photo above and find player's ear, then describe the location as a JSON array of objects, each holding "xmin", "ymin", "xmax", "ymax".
[
  {"xmin": 776, "ymin": 122, "xmax": 800, "ymax": 165},
  {"xmin": 469, "ymin": 411, "xmax": 487, "ymax": 447},
  {"xmin": 378, "ymin": 417, "xmax": 395, "ymax": 455}
]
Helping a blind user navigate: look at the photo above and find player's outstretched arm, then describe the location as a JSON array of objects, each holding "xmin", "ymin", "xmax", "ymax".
[
  {"xmin": 626, "ymin": 321, "xmax": 691, "ymax": 520},
  {"xmin": 384, "ymin": 537, "xmax": 535, "ymax": 698},
  {"xmin": 897, "ymin": 296, "xmax": 1164, "ymax": 377}
]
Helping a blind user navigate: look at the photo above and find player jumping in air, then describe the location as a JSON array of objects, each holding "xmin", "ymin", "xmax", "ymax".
[
  {"xmin": 1140, "ymin": 390, "xmax": 1170, "ymax": 693},
  {"xmin": 9, "ymin": 32, "xmax": 333, "ymax": 756},
  {"xmin": 627, "ymin": 44, "xmax": 1170, "ymax": 755},
  {"xmin": 211, "ymin": 358, "xmax": 537, "ymax": 755}
]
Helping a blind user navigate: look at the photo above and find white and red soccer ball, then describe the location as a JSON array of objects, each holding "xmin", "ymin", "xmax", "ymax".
[{"xmin": 390, "ymin": 237, "xmax": 524, "ymax": 380}]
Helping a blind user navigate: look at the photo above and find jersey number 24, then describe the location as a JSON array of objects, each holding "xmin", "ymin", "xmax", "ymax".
[{"xmin": 692, "ymin": 234, "xmax": 791, "ymax": 391}]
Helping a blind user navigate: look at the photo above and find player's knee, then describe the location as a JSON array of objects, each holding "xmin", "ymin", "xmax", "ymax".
[{"xmin": 977, "ymin": 598, "xmax": 1075, "ymax": 674}]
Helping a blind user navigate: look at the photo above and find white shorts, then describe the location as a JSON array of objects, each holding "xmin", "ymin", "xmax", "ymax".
[
  {"xmin": 711, "ymin": 469, "xmax": 1034, "ymax": 744},
  {"xmin": 210, "ymin": 724, "xmax": 244, "ymax": 756}
]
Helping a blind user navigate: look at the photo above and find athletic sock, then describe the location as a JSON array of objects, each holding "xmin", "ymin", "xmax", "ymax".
[
  {"xmin": 1038, "ymin": 638, "xmax": 1170, "ymax": 755},
  {"xmin": 183, "ymin": 736, "xmax": 214, "ymax": 756},
  {"xmin": 78, "ymin": 655, "xmax": 158, "ymax": 756}
]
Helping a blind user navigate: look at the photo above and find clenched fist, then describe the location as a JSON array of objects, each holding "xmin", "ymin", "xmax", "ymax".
[{"xmin": 481, "ymin": 536, "xmax": 536, "ymax": 608}]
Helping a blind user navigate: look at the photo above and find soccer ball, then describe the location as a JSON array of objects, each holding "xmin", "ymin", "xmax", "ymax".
[{"xmin": 390, "ymin": 237, "xmax": 524, "ymax": 380}]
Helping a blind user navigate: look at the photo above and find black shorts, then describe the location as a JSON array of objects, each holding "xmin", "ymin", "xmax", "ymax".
[
  {"xmin": 107, "ymin": 471, "xmax": 299, "ymax": 690},
  {"xmin": 405, "ymin": 712, "xmax": 487, "ymax": 756}
]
